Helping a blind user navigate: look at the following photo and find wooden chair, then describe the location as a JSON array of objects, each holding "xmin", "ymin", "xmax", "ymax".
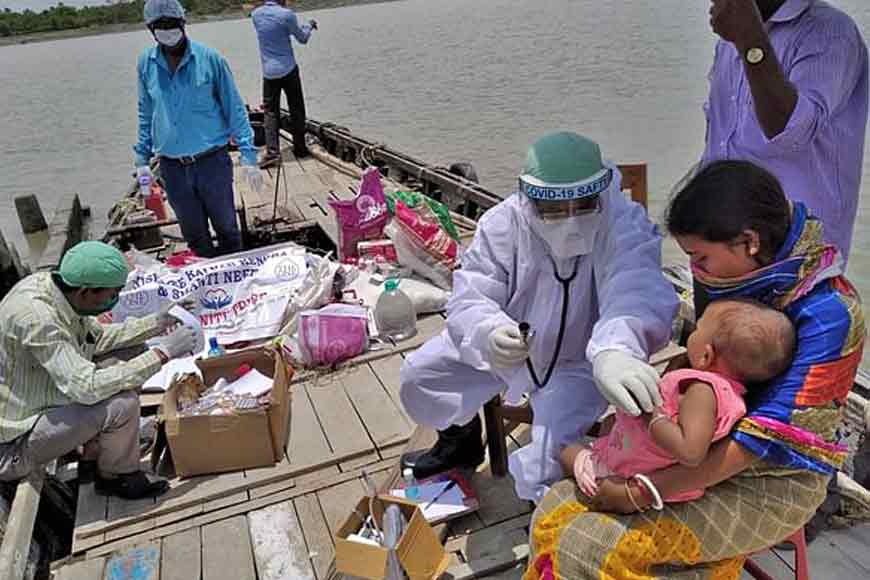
[
  {"xmin": 743, "ymin": 527, "xmax": 810, "ymax": 580},
  {"xmin": 483, "ymin": 163, "xmax": 655, "ymax": 477}
]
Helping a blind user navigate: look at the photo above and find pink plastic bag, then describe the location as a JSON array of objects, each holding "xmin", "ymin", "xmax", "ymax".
[
  {"xmin": 328, "ymin": 167, "xmax": 390, "ymax": 262},
  {"xmin": 298, "ymin": 304, "xmax": 369, "ymax": 367}
]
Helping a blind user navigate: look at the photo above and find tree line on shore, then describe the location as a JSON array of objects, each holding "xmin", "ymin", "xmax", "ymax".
[{"xmin": 0, "ymin": 0, "xmax": 244, "ymax": 37}]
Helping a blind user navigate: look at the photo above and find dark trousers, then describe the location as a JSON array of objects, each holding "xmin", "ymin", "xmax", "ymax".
[
  {"xmin": 263, "ymin": 66, "xmax": 307, "ymax": 157},
  {"xmin": 160, "ymin": 148, "xmax": 241, "ymax": 258}
]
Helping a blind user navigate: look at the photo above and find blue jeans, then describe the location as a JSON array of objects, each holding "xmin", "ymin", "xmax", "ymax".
[{"xmin": 160, "ymin": 148, "xmax": 241, "ymax": 257}]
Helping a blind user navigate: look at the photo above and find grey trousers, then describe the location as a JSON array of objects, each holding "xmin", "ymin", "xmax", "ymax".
[{"xmin": 0, "ymin": 391, "xmax": 140, "ymax": 481}]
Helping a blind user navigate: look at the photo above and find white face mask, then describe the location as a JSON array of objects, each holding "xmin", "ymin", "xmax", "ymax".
[
  {"xmin": 154, "ymin": 28, "xmax": 184, "ymax": 47},
  {"xmin": 527, "ymin": 204, "xmax": 602, "ymax": 259}
]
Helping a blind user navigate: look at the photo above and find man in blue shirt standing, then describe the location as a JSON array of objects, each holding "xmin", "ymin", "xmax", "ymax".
[
  {"xmin": 134, "ymin": 0, "xmax": 263, "ymax": 258},
  {"xmin": 252, "ymin": 0, "xmax": 317, "ymax": 167}
]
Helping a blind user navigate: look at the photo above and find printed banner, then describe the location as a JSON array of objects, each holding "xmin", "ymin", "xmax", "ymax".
[{"xmin": 113, "ymin": 243, "xmax": 310, "ymax": 343}]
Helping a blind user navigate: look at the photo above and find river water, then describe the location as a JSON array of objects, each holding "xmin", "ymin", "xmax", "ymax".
[{"xmin": 1, "ymin": 0, "xmax": 869, "ymax": 335}]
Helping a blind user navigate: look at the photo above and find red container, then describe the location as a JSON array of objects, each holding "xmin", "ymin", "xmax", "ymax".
[{"xmin": 146, "ymin": 185, "xmax": 168, "ymax": 221}]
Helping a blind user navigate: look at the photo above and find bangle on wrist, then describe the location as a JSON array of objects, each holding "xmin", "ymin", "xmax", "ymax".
[
  {"xmin": 634, "ymin": 478, "xmax": 653, "ymax": 505},
  {"xmin": 634, "ymin": 474, "xmax": 664, "ymax": 511},
  {"xmin": 624, "ymin": 479, "xmax": 646, "ymax": 513}
]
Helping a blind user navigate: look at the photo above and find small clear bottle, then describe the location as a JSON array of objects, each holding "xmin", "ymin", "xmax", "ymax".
[
  {"xmin": 374, "ymin": 278, "xmax": 417, "ymax": 341},
  {"xmin": 402, "ymin": 467, "xmax": 419, "ymax": 500},
  {"xmin": 137, "ymin": 172, "xmax": 151, "ymax": 199}
]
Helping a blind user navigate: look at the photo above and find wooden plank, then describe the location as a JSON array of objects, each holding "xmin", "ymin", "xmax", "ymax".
[
  {"xmin": 201, "ymin": 516, "xmax": 256, "ymax": 580},
  {"xmin": 306, "ymin": 381, "xmax": 375, "ymax": 460},
  {"xmin": 442, "ymin": 543, "xmax": 529, "ymax": 580},
  {"xmin": 445, "ymin": 514, "xmax": 531, "ymax": 558},
  {"xmin": 76, "ymin": 471, "xmax": 245, "ymax": 543},
  {"xmin": 472, "ymin": 470, "xmax": 533, "ymax": 527},
  {"xmin": 288, "ymin": 384, "xmax": 335, "ymax": 466},
  {"xmin": 85, "ymin": 460, "xmax": 395, "ymax": 559},
  {"xmin": 368, "ymin": 355, "xmax": 412, "ymax": 425},
  {"xmin": 54, "ymin": 558, "xmax": 106, "ymax": 580},
  {"xmin": 73, "ymin": 484, "xmax": 107, "ymax": 551},
  {"xmin": 0, "ymin": 470, "xmax": 45, "ymax": 580},
  {"xmin": 315, "ymin": 479, "xmax": 365, "ymax": 537},
  {"xmin": 339, "ymin": 364, "xmax": 411, "ymax": 449},
  {"xmin": 103, "ymin": 543, "xmax": 160, "ymax": 580},
  {"xmin": 160, "ymin": 528, "xmax": 201, "ymax": 580},
  {"xmin": 294, "ymin": 494, "xmax": 334, "ymax": 580},
  {"xmin": 248, "ymin": 502, "xmax": 317, "ymax": 580}
]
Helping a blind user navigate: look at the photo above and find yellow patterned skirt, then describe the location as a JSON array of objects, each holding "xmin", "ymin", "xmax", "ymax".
[{"xmin": 524, "ymin": 464, "xmax": 828, "ymax": 580}]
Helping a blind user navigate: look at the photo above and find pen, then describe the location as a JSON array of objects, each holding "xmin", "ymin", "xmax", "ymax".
[{"xmin": 423, "ymin": 479, "xmax": 459, "ymax": 510}]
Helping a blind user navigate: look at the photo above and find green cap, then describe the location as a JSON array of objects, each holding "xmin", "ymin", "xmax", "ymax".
[
  {"xmin": 58, "ymin": 241, "xmax": 129, "ymax": 288},
  {"xmin": 518, "ymin": 132, "xmax": 612, "ymax": 201},
  {"xmin": 384, "ymin": 278, "xmax": 399, "ymax": 291}
]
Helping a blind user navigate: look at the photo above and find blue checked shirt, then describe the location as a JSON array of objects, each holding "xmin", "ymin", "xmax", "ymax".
[
  {"xmin": 252, "ymin": 1, "xmax": 313, "ymax": 80},
  {"xmin": 134, "ymin": 40, "xmax": 258, "ymax": 167}
]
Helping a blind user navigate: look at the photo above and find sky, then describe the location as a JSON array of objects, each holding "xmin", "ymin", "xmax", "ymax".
[{"xmin": 1, "ymin": 0, "xmax": 113, "ymax": 12}]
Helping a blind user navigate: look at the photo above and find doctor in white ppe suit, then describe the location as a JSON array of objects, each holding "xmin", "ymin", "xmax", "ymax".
[{"xmin": 399, "ymin": 132, "xmax": 679, "ymax": 502}]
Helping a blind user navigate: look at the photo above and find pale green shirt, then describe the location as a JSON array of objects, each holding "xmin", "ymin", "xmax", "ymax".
[{"xmin": 0, "ymin": 272, "xmax": 163, "ymax": 443}]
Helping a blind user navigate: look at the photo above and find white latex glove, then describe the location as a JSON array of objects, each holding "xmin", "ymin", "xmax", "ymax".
[
  {"xmin": 151, "ymin": 326, "xmax": 198, "ymax": 360},
  {"xmin": 592, "ymin": 350, "xmax": 662, "ymax": 416},
  {"xmin": 487, "ymin": 324, "xmax": 530, "ymax": 369},
  {"xmin": 243, "ymin": 165, "xmax": 264, "ymax": 193}
]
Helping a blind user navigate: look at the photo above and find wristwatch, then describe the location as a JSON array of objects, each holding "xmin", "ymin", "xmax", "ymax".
[{"xmin": 746, "ymin": 47, "xmax": 765, "ymax": 65}]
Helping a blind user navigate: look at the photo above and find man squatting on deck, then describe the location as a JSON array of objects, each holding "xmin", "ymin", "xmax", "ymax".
[
  {"xmin": 0, "ymin": 242, "xmax": 200, "ymax": 499},
  {"xmin": 400, "ymin": 132, "xmax": 679, "ymax": 502},
  {"xmin": 252, "ymin": 0, "xmax": 317, "ymax": 167},
  {"xmin": 133, "ymin": 0, "xmax": 264, "ymax": 259}
]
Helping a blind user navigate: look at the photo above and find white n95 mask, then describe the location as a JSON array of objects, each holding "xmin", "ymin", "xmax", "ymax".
[
  {"xmin": 154, "ymin": 28, "xmax": 184, "ymax": 47},
  {"xmin": 528, "ymin": 207, "xmax": 601, "ymax": 259}
]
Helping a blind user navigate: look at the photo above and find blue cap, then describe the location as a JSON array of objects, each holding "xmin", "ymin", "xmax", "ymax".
[{"xmin": 144, "ymin": 0, "xmax": 186, "ymax": 25}]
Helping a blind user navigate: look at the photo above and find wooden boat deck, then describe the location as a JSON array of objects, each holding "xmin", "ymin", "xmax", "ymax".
[{"xmin": 50, "ymin": 137, "xmax": 870, "ymax": 580}]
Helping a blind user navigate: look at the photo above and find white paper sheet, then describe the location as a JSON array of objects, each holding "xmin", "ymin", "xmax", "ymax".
[
  {"xmin": 141, "ymin": 355, "xmax": 201, "ymax": 393},
  {"xmin": 391, "ymin": 481, "xmax": 467, "ymax": 521},
  {"xmin": 224, "ymin": 368, "xmax": 273, "ymax": 397}
]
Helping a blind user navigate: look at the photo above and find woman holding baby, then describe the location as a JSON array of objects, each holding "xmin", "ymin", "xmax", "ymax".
[{"xmin": 525, "ymin": 160, "xmax": 865, "ymax": 580}]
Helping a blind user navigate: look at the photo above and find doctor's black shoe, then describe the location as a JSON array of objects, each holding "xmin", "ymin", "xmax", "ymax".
[{"xmin": 400, "ymin": 415, "xmax": 485, "ymax": 480}]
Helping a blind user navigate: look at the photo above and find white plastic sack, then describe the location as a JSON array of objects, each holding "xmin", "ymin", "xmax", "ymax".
[
  {"xmin": 385, "ymin": 221, "xmax": 455, "ymax": 290},
  {"xmin": 344, "ymin": 270, "xmax": 450, "ymax": 314}
]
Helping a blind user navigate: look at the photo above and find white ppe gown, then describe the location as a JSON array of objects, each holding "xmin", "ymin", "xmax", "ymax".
[{"xmin": 400, "ymin": 187, "xmax": 679, "ymax": 502}]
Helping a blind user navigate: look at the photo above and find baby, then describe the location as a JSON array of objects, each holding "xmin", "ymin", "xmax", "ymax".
[{"xmin": 563, "ymin": 298, "xmax": 796, "ymax": 503}]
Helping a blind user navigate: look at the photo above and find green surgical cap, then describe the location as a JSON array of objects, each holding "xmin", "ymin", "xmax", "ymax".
[
  {"xmin": 59, "ymin": 241, "xmax": 129, "ymax": 288},
  {"xmin": 523, "ymin": 132, "xmax": 604, "ymax": 185}
]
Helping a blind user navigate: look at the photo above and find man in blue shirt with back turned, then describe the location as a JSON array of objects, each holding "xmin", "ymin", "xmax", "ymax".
[
  {"xmin": 134, "ymin": 0, "xmax": 263, "ymax": 258},
  {"xmin": 252, "ymin": 0, "xmax": 318, "ymax": 167}
]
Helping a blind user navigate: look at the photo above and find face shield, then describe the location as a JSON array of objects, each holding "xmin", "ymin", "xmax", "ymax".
[{"xmin": 518, "ymin": 165, "xmax": 611, "ymax": 222}]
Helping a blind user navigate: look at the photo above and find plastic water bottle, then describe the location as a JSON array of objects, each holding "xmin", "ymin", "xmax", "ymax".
[
  {"xmin": 138, "ymin": 172, "xmax": 151, "ymax": 199},
  {"xmin": 402, "ymin": 468, "xmax": 419, "ymax": 500},
  {"xmin": 207, "ymin": 337, "xmax": 225, "ymax": 358},
  {"xmin": 375, "ymin": 279, "xmax": 417, "ymax": 341}
]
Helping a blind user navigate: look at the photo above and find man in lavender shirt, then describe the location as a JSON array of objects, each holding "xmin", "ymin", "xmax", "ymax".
[{"xmin": 702, "ymin": 0, "xmax": 868, "ymax": 261}]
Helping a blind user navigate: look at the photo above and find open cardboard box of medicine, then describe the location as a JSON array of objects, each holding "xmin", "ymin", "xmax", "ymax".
[
  {"xmin": 161, "ymin": 345, "xmax": 293, "ymax": 478},
  {"xmin": 335, "ymin": 495, "xmax": 449, "ymax": 580}
]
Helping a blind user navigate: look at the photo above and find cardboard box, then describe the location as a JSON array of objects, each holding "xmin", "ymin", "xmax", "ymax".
[
  {"xmin": 162, "ymin": 346, "xmax": 293, "ymax": 478},
  {"xmin": 335, "ymin": 495, "xmax": 449, "ymax": 580}
]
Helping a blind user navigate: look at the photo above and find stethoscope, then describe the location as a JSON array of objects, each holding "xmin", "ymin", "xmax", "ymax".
[{"xmin": 525, "ymin": 255, "xmax": 580, "ymax": 390}]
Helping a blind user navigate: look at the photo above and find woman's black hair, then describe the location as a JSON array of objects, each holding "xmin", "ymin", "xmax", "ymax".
[{"xmin": 665, "ymin": 160, "xmax": 791, "ymax": 265}]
